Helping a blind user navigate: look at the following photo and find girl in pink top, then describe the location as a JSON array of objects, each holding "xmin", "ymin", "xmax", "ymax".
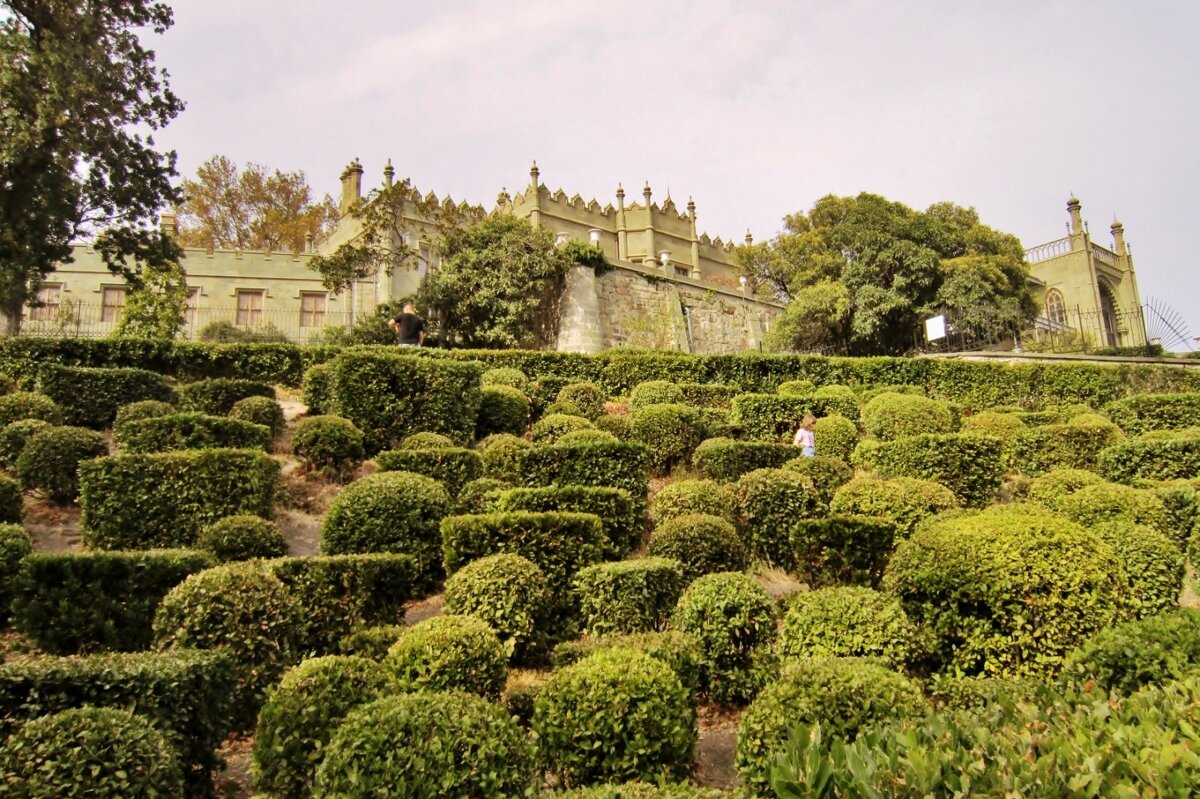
[{"xmin": 793, "ymin": 414, "xmax": 816, "ymax": 457}]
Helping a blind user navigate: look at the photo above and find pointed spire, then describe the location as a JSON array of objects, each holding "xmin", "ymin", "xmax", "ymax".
[
  {"xmin": 497, "ymin": 186, "xmax": 510, "ymax": 205},
  {"xmin": 530, "ymin": 160, "xmax": 540, "ymax": 186},
  {"xmin": 745, "ymin": 229, "xmax": 754, "ymax": 245},
  {"xmin": 383, "ymin": 159, "xmax": 394, "ymax": 188}
]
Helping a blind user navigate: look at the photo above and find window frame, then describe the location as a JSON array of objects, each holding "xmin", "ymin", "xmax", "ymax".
[
  {"xmin": 235, "ymin": 289, "xmax": 265, "ymax": 327},
  {"xmin": 100, "ymin": 286, "xmax": 127, "ymax": 323},
  {"xmin": 299, "ymin": 291, "xmax": 327, "ymax": 328},
  {"xmin": 28, "ymin": 283, "xmax": 63, "ymax": 322}
]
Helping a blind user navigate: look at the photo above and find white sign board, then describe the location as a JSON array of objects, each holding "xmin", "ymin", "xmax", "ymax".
[{"xmin": 925, "ymin": 315, "xmax": 947, "ymax": 342}]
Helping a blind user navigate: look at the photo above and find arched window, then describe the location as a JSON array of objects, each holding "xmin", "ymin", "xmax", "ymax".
[{"xmin": 1044, "ymin": 289, "xmax": 1067, "ymax": 325}]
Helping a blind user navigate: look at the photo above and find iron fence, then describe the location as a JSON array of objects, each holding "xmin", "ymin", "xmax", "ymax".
[{"xmin": 915, "ymin": 304, "xmax": 1168, "ymax": 356}]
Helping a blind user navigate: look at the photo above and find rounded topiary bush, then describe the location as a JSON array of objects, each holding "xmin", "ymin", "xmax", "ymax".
[
  {"xmin": 777, "ymin": 586, "xmax": 923, "ymax": 669},
  {"xmin": 551, "ymin": 631, "xmax": 704, "ymax": 699},
  {"xmin": 397, "ymin": 431, "xmax": 455, "ymax": 449},
  {"xmin": 651, "ymin": 478, "xmax": 737, "ymax": 524},
  {"xmin": 476, "ymin": 384, "xmax": 531, "ymax": 438},
  {"xmin": 15, "ymin": 425, "xmax": 107, "ymax": 504},
  {"xmin": 320, "ymin": 471, "xmax": 450, "ymax": 581},
  {"xmin": 1061, "ymin": 609, "xmax": 1200, "ymax": 695},
  {"xmin": 553, "ymin": 783, "xmax": 725, "ymax": 799},
  {"xmin": 532, "ymin": 412, "xmax": 595, "ymax": 444},
  {"xmin": 595, "ymin": 413, "xmax": 634, "ymax": 441},
  {"xmin": 776, "ymin": 379, "xmax": 816, "ymax": 396},
  {"xmin": 0, "ymin": 706, "xmax": 184, "ymax": 799},
  {"xmin": 337, "ymin": 624, "xmax": 407, "ymax": 660},
  {"xmin": 557, "ymin": 381, "xmax": 607, "ymax": 421},
  {"xmin": 735, "ymin": 467, "xmax": 820, "ymax": 569},
  {"xmin": 962, "ymin": 410, "xmax": 1027, "ymax": 440},
  {"xmin": 867, "ymin": 433, "xmax": 1005, "ymax": 508},
  {"xmin": 574, "ymin": 557, "xmax": 686, "ymax": 636},
  {"xmin": 884, "ymin": 510, "xmax": 1130, "ymax": 676},
  {"xmin": 1056, "ymin": 482, "xmax": 1171, "ymax": 537},
  {"xmin": 476, "ymin": 433, "xmax": 532, "ymax": 480},
  {"xmin": 481, "ymin": 366, "xmax": 531, "ymax": 393},
  {"xmin": 812, "ymin": 413, "xmax": 858, "ymax": 462},
  {"xmin": 788, "ymin": 515, "xmax": 898, "ymax": 589},
  {"xmin": 829, "ymin": 476, "xmax": 959, "ymax": 537},
  {"xmin": 313, "ymin": 690, "xmax": 534, "ymax": 799},
  {"xmin": 0, "ymin": 418, "xmax": 50, "ymax": 468},
  {"xmin": 1026, "ymin": 467, "xmax": 1106, "ymax": 510},
  {"xmin": 443, "ymin": 553, "xmax": 548, "ymax": 661},
  {"xmin": 0, "ymin": 391, "xmax": 63, "ymax": 427},
  {"xmin": 251, "ymin": 655, "xmax": 397, "ymax": 799},
  {"xmin": 300, "ymin": 363, "xmax": 332, "ymax": 414},
  {"xmin": 860, "ymin": 392, "xmax": 957, "ymax": 441},
  {"xmin": 533, "ymin": 648, "xmax": 696, "ymax": 787},
  {"xmin": 385, "ymin": 614, "xmax": 507, "ymax": 699},
  {"xmin": 0, "ymin": 474, "xmax": 21, "ymax": 525},
  {"xmin": 556, "ymin": 428, "xmax": 619, "ymax": 445},
  {"xmin": 781, "ymin": 454, "xmax": 853, "ymax": 507},
  {"xmin": 671, "ymin": 572, "xmax": 777, "ymax": 704},
  {"xmin": 291, "ymin": 415, "xmax": 365, "ymax": 479},
  {"xmin": 112, "ymin": 399, "xmax": 174, "ymax": 432},
  {"xmin": 648, "ymin": 513, "xmax": 748, "ymax": 584},
  {"xmin": 630, "ymin": 380, "xmax": 686, "ymax": 411},
  {"xmin": 153, "ymin": 562, "xmax": 305, "ymax": 730},
  {"xmin": 0, "ymin": 522, "xmax": 32, "ymax": 626},
  {"xmin": 1090, "ymin": 520, "xmax": 1183, "ymax": 619},
  {"xmin": 632, "ymin": 403, "xmax": 705, "ymax": 476},
  {"xmin": 229, "ymin": 395, "xmax": 286, "ymax": 438},
  {"xmin": 178, "ymin": 378, "xmax": 274, "ymax": 415},
  {"xmin": 734, "ymin": 657, "xmax": 927, "ymax": 797},
  {"xmin": 1014, "ymin": 422, "xmax": 1123, "ymax": 475},
  {"xmin": 196, "ymin": 514, "xmax": 288, "ymax": 562},
  {"xmin": 455, "ymin": 476, "xmax": 510, "ymax": 513}
]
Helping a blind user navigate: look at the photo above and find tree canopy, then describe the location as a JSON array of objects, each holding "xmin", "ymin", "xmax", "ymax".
[
  {"xmin": 739, "ymin": 193, "xmax": 1037, "ymax": 355},
  {"xmin": 0, "ymin": 0, "xmax": 184, "ymax": 334},
  {"xmin": 177, "ymin": 155, "xmax": 337, "ymax": 253}
]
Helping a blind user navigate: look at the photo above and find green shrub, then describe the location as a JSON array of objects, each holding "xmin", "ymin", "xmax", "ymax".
[
  {"xmin": 323, "ymin": 350, "xmax": 483, "ymax": 450},
  {"xmin": 252, "ymin": 655, "xmax": 396, "ymax": 799},
  {"xmin": 503, "ymin": 668, "xmax": 548, "ymax": 725},
  {"xmin": 1013, "ymin": 422, "xmax": 1122, "ymax": 475},
  {"xmin": 477, "ymin": 384, "xmax": 531, "ymax": 438},
  {"xmin": 490, "ymin": 484, "xmax": 640, "ymax": 557},
  {"xmin": 530, "ymin": 374, "xmax": 573, "ymax": 417},
  {"xmin": 456, "ymin": 476, "xmax": 510, "ymax": 513},
  {"xmin": 1090, "ymin": 520, "xmax": 1183, "ymax": 618},
  {"xmin": 679, "ymin": 382, "xmax": 740, "ymax": 410},
  {"xmin": 651, "ymin": 479, "xmax": 737, "ymax": 525},
  {"xmin": 1026, "ymin": 466, "xmax": 1106, "ymax": 509},
  {"xmin": 829, "ymin": 476, "xmax": 959, "ymax": 537},
  {"xmin": 376, "ymin": 446, "xmax": 483, "ymax": 497},
  {"xmin": 300, "ymin": 362, "xmax": 332, "ymax": 414},
  {"xmin": 595, "ymin": 413, "xmax": 634, "ymax": 440},
  {"xmin": 735, "ymin": 468, "xmax": 820, "ymax": 569},
  {"xmin": 544, "ymin": 398, "xmax": 583, "ymax": 416},
  {"xmin": 1102, "ymin": 392, "xmax": 1200, "ymax": 435},
  {"xmin": 178, "ymin": 377, "xmax": 274, "ymax": 415},
  {"xmin": 313, "ymin": 690, "xmax": 534, "ymax": 799},
  {"xmin": 443, "ymin": 553, "xmax": 549, "ymax": 661},
  {"xmin": 16, "ymin": 425, "xmax": 108, "ymax": 504},
  {"xmin": 153, "ymin": 562, "xmax": 304, "ymax": 730},
  {"xmin": 734, "ymin": 657, "xmax": 928, "ymax": 797},
  {"xmin": 0, "ymin": 706, "xmax": 184, "ymax": 798},
  {"xmin": 482, "ymin": 366, "xmax": 530, "ymax": 393},
  {"xmin": 781, "ymin": 454, "xmax": 852, "ymax": 507},
  {"xmin": 1143, "ymin": 480, "xmax": 1200, "ymax": 548},
  {"xmin": 0, "ymin": 417, "xmax": 50, "ymax": 468},
  {"xmin": 551, "ymin": 782, "xmax": 725, "ymax": 799},
  {"xmin": 812, "ymin": 384, "xmax": 859, "ymax": 419},
  {"xmin": 550, "ymin": 631, "xmax": 703, "ymax": 698},
  {"xmin": 777, "ymin": 379, "xmax": 817, "ymax": 396},
  {"xmin": 517, "ymin": 439, "xmax": 652, "ymax": 519},
  {"xmin": 337, "ymin": 625, "xmax": 406, "ymax": 660},
  {"xmin": 36, "ymin": 363, "xmax": 174, "ymax": 429},
  {"xmin": 112, "ymin": 399, "xmax": 175, "ymax": 433},
  {"xmin": 691, "ymin": 437, "xmax": 796, "ymax": 482},
  {"xmin": 789, "ymin": 515, "xmax": 898, "ymax": 589},
  {"xmin": 575, "ymin": 558, "xmax": 686, "ymax": 636},
  {"xmin": 115, "ymin": 412, "xmax": 272, "ymax": 453},
  {"xmin": 671, "ymin": 572, "xmax": 777, "ymax": 704},
  {"xmin": 860, "ymin": 392, "xmax": 957, "ymax": 441},
  {"xmin": 0, "ymin": 390, "xmax": 63, "ymax": 427},
  {"xmin": 648, "ymin": 513, "xmax": 748, "ymax": 583},
  {"xmin": 80, "ymin": 448, "xmax": 281, "ymax": 550},
  {"xmin": 632, "ymin": 403, "xmax": 706, "ymax": 476},
  {"xmin": 867, "ymin": 433, "xmax": 1004, "ymax": 507},
  {"xmin": 961, "ymin": 409, "xmax": 1027, "ymax": 439},
  {"xmin": 812, "ymin": 413, "xmax": 859, "ymax": 462},
  {"xmin": 196, "ymin": 515, "xmax": 287, "ymax": 562},
  {"xmin": 533, "ymin": 648, "xmax": 696, "ymax": 787},
  {"xmin": 476, "ymin": 432, "xmax": 532, "ymax": 481},
  {"xmin": 730, "ymin": 393, "xmax": 812, "ymax": 441},
  {"xmin": 1098, "ymin": 432, "xmax": 1200, "ymax": 483},
  {"xmin": 229, "ymin": 395, "xmax": 285, "ymax": 438},
  {"xmin": 630, "ymin": 380, "xmax": 685, "ymax": 410},
  {"xmin": 10, "ymin": 549, "xmax": 214, "ymax": 654},
  {"xmin": 778, "ymin": 587, "xmax": 923, "ymax": 669},
  {"xmin": 926, "ymin": 673, "xmax": 1039, "ymax": 709},
  {"xmin": 0, "ymin": 523, "xmax": 32, "ymax": 626},
  {"xmin": 291, "ymin": 414, "xmax": 365, "ymax": 478},
  {"xmin": 558, "ymin": 381, "xmax": 607, "ymax": 420},
  {"xmin": 1061, "ymin": 609, "xmax": 1200, "ymax": 694},
  {"xmin": 884, "ymin": 510, "xmax": 1130, "ymax": 676},
  {"xmin": 0, "ymin": 474, "xmax": 20, "ymax": 524},
  {"xmin": 320, "ymin": 471, "xmax": 449, "ymax": 580},
  {"xmin": 1056, "ymin": 482, "xmax": 1171, "ymax": 536},
  {"xmin": 385, "ymin": 614, "xmax": 507, "ymax": 699},
  {"xmin": 0, "ymin": 649, "xmax": 233, "ymax": 798},
  {"xmin": 532, "ymin": 412, "xmax": 595, "ymax": 443},
  {"xmin": 557, "ymin": 428, "xmax": 619, "ymax": 445}
]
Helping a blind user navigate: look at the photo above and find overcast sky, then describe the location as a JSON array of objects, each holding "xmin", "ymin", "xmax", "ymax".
[{"xmin": 151, "ymin": 1, "xmax": 1200, "ymax": 350}]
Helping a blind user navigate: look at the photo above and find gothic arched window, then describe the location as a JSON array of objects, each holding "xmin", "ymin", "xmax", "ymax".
[{"xmin": 1045, "ymin": 289, "xmax": 1067, "ymax": 325}]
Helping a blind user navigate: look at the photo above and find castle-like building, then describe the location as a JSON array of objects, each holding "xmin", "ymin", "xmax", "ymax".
[{"xmin": 15, "ymin": 162, "xmax": 1149, "ymax": 353}]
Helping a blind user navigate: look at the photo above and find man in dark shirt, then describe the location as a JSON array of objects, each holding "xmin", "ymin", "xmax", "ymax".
[{"xmin": 389, "ymin": 303, "xmax": 425, "ymax": 347}]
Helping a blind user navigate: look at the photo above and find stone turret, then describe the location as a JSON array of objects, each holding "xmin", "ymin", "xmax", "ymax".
[
  {"xmin": 528, "ymin": 161, "xmax": 541, "ymax": 228},
  {"xmin": 688, "ymin": 198, "xmax": 701, "ymax": 278},
  {"xmin": 1111, "ymin": 219, "xmax": 1127, "ymax": 259},
  {"xmin": 643, "ymin": 182, "xmax": 656, "ymax": 267},
  {"xmin": 383, "ymin": 159, "xmax": 395, "ymax": 189},
  {"xmin": 339, "ymin": 158, "xmax": 363, "ymax": 215},
  {"xmin": 615, "ymin": 183, "xmax": 628, "ymax": 259}
]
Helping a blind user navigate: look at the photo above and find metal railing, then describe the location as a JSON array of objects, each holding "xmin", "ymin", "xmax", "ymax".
[{"xmin": 916, "ymin": 303, "xmax": 1160, "ymax": 355}]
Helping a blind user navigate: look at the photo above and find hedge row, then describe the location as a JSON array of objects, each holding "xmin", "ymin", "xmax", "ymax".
[{"xmin": 36, "ymin": 363, "xmax": 174, "ymax": 428}]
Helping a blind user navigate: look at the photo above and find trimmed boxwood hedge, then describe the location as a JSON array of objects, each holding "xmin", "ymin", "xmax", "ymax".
[
  {"xmin": 1060, "ymin": 609, "xmax": 1200, "ymax": 695},
  {"xmin": 777, "ymin": 586, "xmax": 924, "ymax": 669},
  {"xmin": 1098, "ymin": 432, "xmax": 1200, "ymax": 484},
  {"xmin": 300, "ymin": 362, "xmax": 332, "ymax": 413},
  {"xmin": 1090, "ymin": 521, "xmax": 1184, "ymax": 620},
  {"xmin": 16, "ymin": 425, "xmax": 108, "ymax": 504},
  {"xmin": 178, "ymin": 377, "xmax": 275, "ymax": 415},
  {"xmin": 385, "ymin": 614, "xmax": 508, "ymax": 699},
  {"xmin": 228, "ymin": 395, "xmax": 285, "ymax": 437},
  {"xmin": 375, "ymin": 446, "xmax": 483, "ymax": 497},
  {"xmin": 630, "ymin": 380, "xmax": 685, "ymax": 410},
  {"xmin": 196, "ymin": 515, "xmax": 287, "ymax": 562},
  {"xmin": 730, "ymin": 393, "xmax": 812, "ymax": 441},
  {"xmin": 0, "ymin": 474, "xmax": 21, "ymax": 524},
  {"xmin": 0, "ymin": 523, "xmax": 32, "ymax": 626},
  {"xmin": 651, "ymin": 478, "xmax": 738, "ymax": 524},
  {"xmin": 558, "ymin": 381, "xmax": 608, "ymax": 420},
  {"xmin": 481, "ymin": 366, "xmax": 531, "ymax": 392},
  {"xmin": 0, "ymin": 649, "xmax": 235, "ymax": 798},
  {"xmin": 550, "ymin": 631, "xmax": 703, "ymax": 699},
  {"xmin": 1026, "ymin": 466, "xmax": 1106, "ymax": 509},
  {"xmin": 1013, "ymin": 422, "xmax": 1123, "ymax": 475},
  {"xmin": 291, "ymin": 414, "xmax": 365, "ymax": 478},
  {"xmin": 789, "ymin": 515, "xmax": 899, "ymax": 589},
  {"xmin": 552, "ymin": 782, "xmax": 725, "ymax": 799},
  {"xmin": 112, "ymin": 399, "xmax": 174, "ymax": 432},
  {"xmin": 476, "ymin": 384, "xmax": 531, "ymax": 438},
  {"xmin": 0, "ymin": 390, "xmax": 62, "ymax": 427},
  {"xmin": 574, "ymin": 558, "xmax": 686, "ymax": 636},
  {"xmin": 517, "ymin": 440, "xmax": 652, "ymax": 519},
  {"xmin": 829, "ymin": 476, "xmax": 959, "ymax": 537},
  {"xmin": 1055, "ymin": 482, "xmax": 1171, "ymax": 537},
  {"xmin": 860, "ymin": 392, "xmax": 957, "ymax": 441},
  {"xmin": 866, "ymin": 433, "xmax": 1005, "ymax": 508},
  {"xmin": 532, "ymin": 412, "xmax": 595, "ymax": 443},
  {"xmin": 10, "ymin": 549, "xmax": 216, "ymax": 654},
  {"xmin": 691, "ymin": 437, "xmax": 797, "ymax": 482},
  {"xmin": 648, "ymin": 513, "xmax": 748, "ymax": 583},
  {"xmin": 0, "ymin": 417, "xmax": 51, "ymax": 468},
  {"xmin": 734, "ymin": 468, "xmax": 819, "ymax": 569},
  {"xmin": 631, "ymin": 403, "xmax": 706, "ymax": 476},
  {"xmin": 1102, "ymin": 392, "xmax": 1200, "ymax": 435},
  {"xmin": 812, "ymin": 413, "xmax": 859, "ymax": 462},
  {"xmin": 79, "ymin": 448, "xmax": 281, "ymax": 550},
  {"xmin": 114, "ymin": 412, "xmax": 272, "ymax": 453},
  {"xmin": 443, "ymin": 553, "xmax": 548, "ymax": 662},
  {"xmin": 36, "ymin": 363, "xmax": 175, "ymax": 429},
  {"xmin": 490, "ymin": 484, "xmax": 640, "ymax": 557},
  {"xmin": 476, "ymin": 432, "xmax": 533, "ymax": 481},
  {"xmin": 781, "ymin": 454, "xmax": 853, "ymax": 507}
]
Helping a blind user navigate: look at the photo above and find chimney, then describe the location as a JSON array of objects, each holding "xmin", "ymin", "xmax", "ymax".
[
  {"xmin": 158, "ymin": 211, "xmax": 178, "ymax": 238},
  {"xmin": 339, "ymin": 158, "xmax": 364, "ymax": 215}
]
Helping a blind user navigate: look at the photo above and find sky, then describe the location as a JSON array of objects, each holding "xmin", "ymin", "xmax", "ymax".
[{"xmin": 149, "ymin": 0, "xmax": 1200, "ymax": 350}]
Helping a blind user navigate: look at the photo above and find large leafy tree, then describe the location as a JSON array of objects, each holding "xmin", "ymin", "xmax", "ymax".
[
  {"xmin": 746, "ymin": 193, "xmax": 1036, "ymax": 355},
  {"xmin": 0, "ymin": 0, "xmax": 184, "ymax": 334},
  {"xmin": 177, "ymin": 155, "xmax": 337, "ymax": 253}
]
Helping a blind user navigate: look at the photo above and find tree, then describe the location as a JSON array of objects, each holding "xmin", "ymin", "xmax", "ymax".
[
  {"xmin": 740, "ymin": 193, "xmax": 1036, "ymax": 355},
  {"xmin": 112, "ymin": 259, "xmax": 187, "ymax": 340},
  {"xmin": 176, "ymin": 155, "xmax": 338, "ymax": 253},
  {"xmin": 417, "ymin": 214, "xmax": 604, "ymax": 349},
  {"xmin": 0, "ymin": 1, "xmax": 184, "ymax": 334}
]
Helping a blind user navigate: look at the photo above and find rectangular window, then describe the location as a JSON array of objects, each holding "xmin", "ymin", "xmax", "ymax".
[
  {"xmin": 29, "ymin": 284, "xmax": 62, "ymax": 321},
  {"xmin": 101, "ymin": 287, "xmax": 126, "ymax": 323},
  {"xmin": 674, "ymin": 266, "xmax": 689, "ymax": 278},
  {"xmin": 236, "ymin": 290, "xmax": 264, "ymax": 327},
  {"xmin": 299, "ymin": 291, "xmax": 326, "ymax": 328},
  {"xmin": 184, "ymin": 288, "xmax": 200, "ymax": 326}
]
